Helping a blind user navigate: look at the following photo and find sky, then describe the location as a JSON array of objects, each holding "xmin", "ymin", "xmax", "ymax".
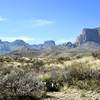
[{"xmin": 0, "ymin": 0, "xmax": 100, "ymax": 44}]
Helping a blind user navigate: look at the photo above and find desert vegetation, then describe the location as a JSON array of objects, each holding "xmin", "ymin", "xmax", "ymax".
[{"xmin": 0, "ymin": 52, "xmax": 100, "ymax": 99}]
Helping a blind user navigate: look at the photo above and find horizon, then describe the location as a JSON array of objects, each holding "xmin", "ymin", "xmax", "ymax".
[
  {"xmin": 0, "ymin": 0, "xmax": 100, "ymax": 44},
  {"xmin": 0, "ymin": 39, "xmax": 74, "ymax": 45}
]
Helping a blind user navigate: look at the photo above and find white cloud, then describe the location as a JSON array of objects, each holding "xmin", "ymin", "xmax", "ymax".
[
  {"xmin": 0, "ymin": 16, "xmax": 6, "ymax": 21},
  {"xmin": 32, "ymin": 19, "xmax": 55, "ymax": 27}
]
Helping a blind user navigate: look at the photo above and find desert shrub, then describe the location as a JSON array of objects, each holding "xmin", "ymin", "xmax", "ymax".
[
  {"xmin": 92, "ymin": 52, "xmax": 98, "ymax": 58},
  {"xmin": 57, "ymin": 57, "xmax": 70, "ymax": 64},
  {"xmin": 71, "ymin": 80, "xmax": 100, "ymax": 92},
  {"xmin": 43, "ymin": 77, "xmax": 63, "ymax": 92},
  {"xmin": 4, "ymin": 57, "xmax": 12, "ymax": 62},
  {"xmin": 75, "ymin": 55, "xmax": 82, "ymax": 59},
  {"xmin": 32, "ymin": 59, "xmax": 44, "ymax": 71},
  {"xmin": 62, "ymin": 61, "xmax": 100, "ymax": 91},
  {"xmin": 69, "ymin": 64, "xmax": 100, "ymax": 81},
  {"xmin": 0, "ymin": 69, "xmax": 46, "ymax": 100},
  {"xmin": 42, "ymin": 71, "xmax": 63, "ymax": 92},
  {"xmin": 63, "ymin": 62, "xmax": 94, "ymax": 82},
  {"xmin": 92, "ymin": 52, "xmax": 100, "ymax": 59},
  {"xmin": 4, "ymin": 95, "xmax": 41, "ymax": 100},
  {"xmin": 57, "ymin": 57, "xmax": 70, "ymax": 61},
  {"xmin": 0, "ymin": 57, "xmax": 4, "ymax": 62}
]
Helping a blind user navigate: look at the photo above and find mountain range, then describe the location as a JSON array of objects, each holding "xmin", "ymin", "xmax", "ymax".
[{"xmin": 1, "ymin": 27, "xmax": 100, "ymax": 56}]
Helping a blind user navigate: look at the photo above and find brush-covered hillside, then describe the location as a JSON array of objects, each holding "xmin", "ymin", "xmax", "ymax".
[{"xmin": 0, "ymin": 51, "xmax": 100, "ymax": 100}]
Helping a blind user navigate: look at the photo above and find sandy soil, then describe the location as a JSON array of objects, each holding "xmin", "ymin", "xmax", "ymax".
[{"xmin": 44, "ymin": 88, "xmax": 100, "ymax": 100}]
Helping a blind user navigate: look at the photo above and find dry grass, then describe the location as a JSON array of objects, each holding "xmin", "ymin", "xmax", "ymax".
[{"xmin": 0, "ymin": 54, "xmax": 100, "ymax": 99}]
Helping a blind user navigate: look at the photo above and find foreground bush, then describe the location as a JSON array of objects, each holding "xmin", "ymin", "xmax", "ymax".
[
  {"xmin": 42, "ymin": 71, "xmax": 63, "ymax": 92},
  {"xmin": 57, "ymin": 57, "xmax": 70, "ymax": 63},
  {"xmin": 63, "ymin": 62, "xmax": 100, "ymax": 82},
  {"xmin": 0, "ymin": 68, "xmax": 46, "ymax": 100},
  {"xmin": 43, "ymin": 77, "xmax": 63, "ymax": 92},
  {"xmin": 68, "ymin": 80, "xmax": 100, "ymax": 92},
  {"xmin": 62, "ymin": 61, "xmax": 100, "ymax": 91}
]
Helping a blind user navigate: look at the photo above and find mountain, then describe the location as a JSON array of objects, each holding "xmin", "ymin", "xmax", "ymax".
[
  {"xmin": 11, "ymin": 40, "xmax": 30, "ymax": 50},
  {"xmin": 59, "ymin": 42, "xmax": 76, "ymax": 48},
  {"xmin": 42, "ymin": 40, "xmax": 55, "ymax": 48},
  {"xmin": 76, "ymin": 27, "xmax": 100, "ymax": 46},
  {"xmin": 0, "ymin": 40, "xmax": 56, "ymax": 54},
  {"xmin": 0, "ymin": 40, "xmax": 30, "ymax": 54},
  {"xmin": 31, "ymin": 44, "xmax": 43, "ymax": 49},
  {"xmin": 11, "ymin": 40, "xmax": 29, "ymax": 46},
  {"xmin": 31, "ymin": 40, "xmax": 55, "ymax": 49},
  {"xmin": 1, "ymin": 27, "xmax": 100, "ymax": 55},
  {"xmin": 0, "ymin": 40, "xmax": 11, "ymax": 53}
]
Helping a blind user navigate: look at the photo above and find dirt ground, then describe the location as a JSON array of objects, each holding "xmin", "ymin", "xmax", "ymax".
[{"xmin": 44, "ymin": 88, "xmax": 100, "ymax": 100}]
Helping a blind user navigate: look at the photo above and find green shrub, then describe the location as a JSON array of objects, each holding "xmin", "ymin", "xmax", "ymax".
[
  {"xmin": 43, "ymin": 77, "xmax": 63, "ymax": 92},
  {"xmin": 0, "ymin": 69, "xmax": 46, "ymax": 100},
  {"xmin": 92, "ymin": 52, "xmax": 100, "ymax": 59},
  {"xmin": 62, "ymin": 61, "xmax": 99, "ymax": 82},
  {"xmin": 57, "ymin": 57, "xmax": 70, "ymax": 63},
  {"xmin": 72, "ymin": 80, "xmax": 100, "ymax": 91},
  {"xmin": 42, "ymin": 71, "xmax": 64, "ymax": 92},
  {"xmin": 32, "ymin": 60, "xmax": 44, "ymax": 71},
  {"xmin": 62, "ymin": 61, "xmax": 100, "ymax": 91}
]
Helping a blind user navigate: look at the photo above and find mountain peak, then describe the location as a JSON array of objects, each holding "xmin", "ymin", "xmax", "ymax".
[
  {"xmin": 12, "ymin": 39, "xmax": 29, "ymax": 46},
  {"xmin": 76, "ymin": 28, "xmax": 100, "ymax": 46},
  {"xmin": 13, "ymin": 39, "xmax": 26, "ymax": 43}
]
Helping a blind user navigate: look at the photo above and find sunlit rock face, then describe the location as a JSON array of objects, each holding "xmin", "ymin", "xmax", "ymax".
[{"xmin": 76, "ymin": 28, "xmax": 100, "ymax": 46}]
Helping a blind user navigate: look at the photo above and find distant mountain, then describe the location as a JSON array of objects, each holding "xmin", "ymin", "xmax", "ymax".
[
  {"xmin": 1, "ymin": 27, "xmax": 100, "ymax": 55},
  {"xmin": 0, "ymin": 40, "xmax": 30, "ymax": 54},
  {"xmin": 0, "ymin": 40, "xmax": 56, "ymax": 54},
  {"xmin": 31, "ymin": 40, "xmax": 55, "ymax": 49},
  {"xmin": 76, "ymin": 28, "xmax": 100, "ymax": 46},
  {"xmin": 59, "ymin": 42, "xmax": 76, "ymax": 48},
  {"xmin": 0, "ymin": 40, "xmax": 11, "ymax": 53},
  {"xmin": 42, "ymin": 40, "xmax": 55, "ymax": 48},
  {"xmin": 11, "ymin": 40, "xmax": 30, "ymax": 50},
  {"xmin": 31, "ymin": 44, "xmax": 43, "ymax": 49},
  {"xmin": 12, "ymin": 40, "xmax": 29, "ymax": 46}
]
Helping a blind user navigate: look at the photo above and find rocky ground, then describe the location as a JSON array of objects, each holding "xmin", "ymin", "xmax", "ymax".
[{"xmin": 45, "ymin": 88, "xmax": 100, "ymax": 100}]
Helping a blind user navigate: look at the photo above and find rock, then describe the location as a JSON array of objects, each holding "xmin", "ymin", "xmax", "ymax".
[
  {"xmin": 60, "ymin": 42, "xmax": 76, "ymax": 48},
  {"xmin": 43, "ymin": 40, "xmax": 55, "ymax": 48},
  {"xmin": 75, "ymin": 28, "xmax": 100, "ymax": 46},
  {"xmin": 12, "ymin": 40, "xmax": 28, "ymax": 46},
  {"xmin": 31, "ymin": 40, "xmax": 56, "ymax": 49}
]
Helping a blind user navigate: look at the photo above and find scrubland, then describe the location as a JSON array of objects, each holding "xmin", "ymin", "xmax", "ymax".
[{"xmin": 0, "ymin": 53, "xmax": 100, "ymax": 100}]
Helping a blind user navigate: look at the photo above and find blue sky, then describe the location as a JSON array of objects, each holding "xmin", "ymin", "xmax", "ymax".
[{"xmin": 0, "ymin": 0, "xmax": 100, "ymax": 44}]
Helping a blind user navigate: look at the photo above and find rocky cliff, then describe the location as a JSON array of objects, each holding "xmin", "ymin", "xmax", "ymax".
[{"xmin": 76, "ymin": 28, "xmax": 100, "ymax": 46}]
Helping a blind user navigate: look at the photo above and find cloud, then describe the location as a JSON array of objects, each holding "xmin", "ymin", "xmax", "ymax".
[
  {"xmin": 0, "ymin": 16, "xmax": 6, "ymax": 21},
  {"xmin": 32, "ymin": 19, "xmax": 55, "ymax": 27}
]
